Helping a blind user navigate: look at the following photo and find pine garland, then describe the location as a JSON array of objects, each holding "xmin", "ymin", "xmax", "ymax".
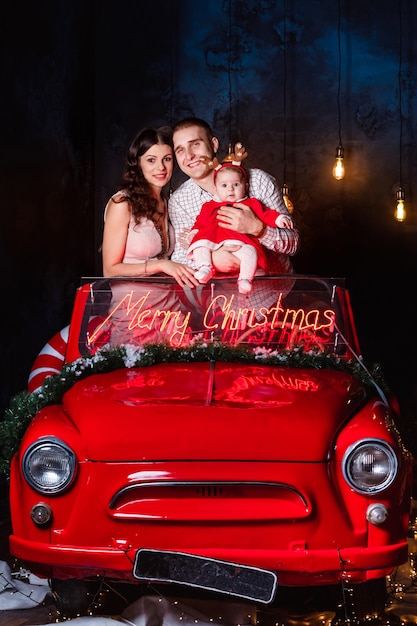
[{"xmin": 0, "ymin": 341, "xmax": 387, "ymax": 479}]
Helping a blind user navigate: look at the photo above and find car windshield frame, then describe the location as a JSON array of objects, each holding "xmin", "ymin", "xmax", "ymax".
[{"xmin": 74, "ymin": 274, "xmax": 359, "ymax": 361}]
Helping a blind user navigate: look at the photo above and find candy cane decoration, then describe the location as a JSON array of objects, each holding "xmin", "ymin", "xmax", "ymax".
[
  {"xmin": 28, "ymin": 326, "xmax": 70, "ymax": 393},
  {"xmin": 27, "ymin": 316, "xmax": 108, "ymax": 394}
]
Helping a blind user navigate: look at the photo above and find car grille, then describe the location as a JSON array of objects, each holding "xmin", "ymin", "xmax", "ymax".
[{"xmin": 109, "ymin": 481, "xmax": 310, "ymax": 521}]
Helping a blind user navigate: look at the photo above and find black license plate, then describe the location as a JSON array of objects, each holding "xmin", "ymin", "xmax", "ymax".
[{"xmin": 133, "ymin": 549, "xmax": 278, "ymax": 604}]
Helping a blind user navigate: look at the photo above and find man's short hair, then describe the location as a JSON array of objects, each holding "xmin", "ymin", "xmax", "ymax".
[{"xmin": 173, "ymin": 117, "xmax": 214, "ymax": 142}]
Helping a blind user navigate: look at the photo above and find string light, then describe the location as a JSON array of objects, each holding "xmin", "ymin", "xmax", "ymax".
[
  {"xmin": 332, "ymin": 0, "xmax": 345, "ymax": 180},
  {"xmin": 394, "ymin": 0, "xmax": 407, "ymax": 222}
]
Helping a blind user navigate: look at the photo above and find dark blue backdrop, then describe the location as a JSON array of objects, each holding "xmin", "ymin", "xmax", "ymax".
[{"xmin": 1, "ymin": 0, "xmax": 416, "ymax": 452}]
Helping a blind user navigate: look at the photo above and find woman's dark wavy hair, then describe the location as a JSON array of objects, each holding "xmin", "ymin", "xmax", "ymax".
[{"xmin": 116, "ymin": 126, "xmax": 173, "ymax": 223}]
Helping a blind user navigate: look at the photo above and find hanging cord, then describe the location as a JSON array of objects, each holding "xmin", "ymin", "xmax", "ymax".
[
  {"xmin": 227, "ymin": 0, "xmax": 233, "ymax": 145},
  {"xmin": 282, "ymin": 0, "xmax": 288, "ymax": 184},
  {"xmin": 336, "ymin": 0, "xmax": 343, "ymax": 148},
  {"xmin": 168, "ymin": 1, "xmax": 179, "ymax": 197},
  {"xmin": 398, "ymin": 0, "xmax": 403, "ymax": 186},
  {"xmin": 169, "ymin": 1, "xmax": 174, "ymax": 127}
]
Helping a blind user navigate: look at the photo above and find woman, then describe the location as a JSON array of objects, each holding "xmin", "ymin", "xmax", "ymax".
[
  {"xmin": 102, "ymin": 126, "xmax": 197, "ymax": 288},
  {"xmin": 101, "ymin": 127, "xmax": 197, "ymax": 346}
]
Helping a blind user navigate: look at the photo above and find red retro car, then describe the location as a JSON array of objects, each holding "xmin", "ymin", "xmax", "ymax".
[{"xmin": 6, "ymin": 275, "xmax": 413, "ymax": 619}]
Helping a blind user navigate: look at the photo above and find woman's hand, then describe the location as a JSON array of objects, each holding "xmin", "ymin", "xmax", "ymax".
[{"xmin": 157, "ymin": 260, "xmax": 199, "ymax": 288}]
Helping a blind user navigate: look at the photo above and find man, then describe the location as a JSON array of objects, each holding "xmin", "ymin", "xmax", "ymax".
[
  {"xmin": 169, "ymin": 117, "xmax": 300, "ymax": 277},
  {"xmin": 168, "ymin": 117, "xmax": 300, "ymax": 321}
]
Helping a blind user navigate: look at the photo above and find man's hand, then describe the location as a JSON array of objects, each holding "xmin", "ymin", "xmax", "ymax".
[{"xmin": 216, "ymin": 203, "xmax": 263, "ymax": 236}]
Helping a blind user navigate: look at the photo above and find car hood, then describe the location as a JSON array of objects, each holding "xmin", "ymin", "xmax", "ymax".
[{"xmin": 61, "ymin": 361, "xmax": 367, "ymax": 462}]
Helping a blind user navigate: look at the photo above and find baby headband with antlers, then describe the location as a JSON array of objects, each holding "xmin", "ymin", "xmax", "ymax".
[{"xmin": 200, "ymin": 142, "xmax": 248, "ymax": 180}]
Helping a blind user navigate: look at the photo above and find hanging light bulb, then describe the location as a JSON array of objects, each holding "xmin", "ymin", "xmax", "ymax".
[
  {"xmin": 332, "ymin": 145, "xmax": 345, "ymax": 180},
  {"xmin": 394, "ymin": 187, "xmax": 406, "ymax": 222},
  {"xmin": 281, "ymin": 183, "xmax": 294, "ymax": 214}
]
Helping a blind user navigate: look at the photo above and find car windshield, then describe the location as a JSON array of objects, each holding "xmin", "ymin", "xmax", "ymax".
[{"xmin": 76, "ymin": 275, "xmax": 359, "ymax": 360}]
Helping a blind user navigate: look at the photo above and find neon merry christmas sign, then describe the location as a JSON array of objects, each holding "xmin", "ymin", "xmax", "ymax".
[{"xmin": 87, "ymin": 289, "xmax": 336, "ymax": 350}]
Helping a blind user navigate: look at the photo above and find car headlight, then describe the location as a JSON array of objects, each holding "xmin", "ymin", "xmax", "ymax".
[
  {"xmin": 342, "ymin": 439, "xmax": 398, "ymax": 494},
  {"xmin": 22, "ymin": 439, "xmax": 77, "ymax": 494}
]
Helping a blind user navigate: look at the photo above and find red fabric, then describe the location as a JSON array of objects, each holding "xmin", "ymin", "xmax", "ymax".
[{"xmin": 189, "ymin": 197, "xmax": 281, "ymax": 270}]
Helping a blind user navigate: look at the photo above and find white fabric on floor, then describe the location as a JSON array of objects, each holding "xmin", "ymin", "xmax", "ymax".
[
  {"xmin": 0, "ymin": 560, "xmax": 51, "ymax": 610},
  {"xmin": 0, "ymin": 561, "xmax": 255, "ymax": 625}
]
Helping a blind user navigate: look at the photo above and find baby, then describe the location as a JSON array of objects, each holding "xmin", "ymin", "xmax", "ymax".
[{"xmin": 187, "ymin": 150, "xmax": 293, "ymax": 294}]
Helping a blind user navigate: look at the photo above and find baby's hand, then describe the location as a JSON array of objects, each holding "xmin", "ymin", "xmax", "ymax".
[{"xmin": 276, "ymin": 214, "xmax": 294, "ymax": 229}]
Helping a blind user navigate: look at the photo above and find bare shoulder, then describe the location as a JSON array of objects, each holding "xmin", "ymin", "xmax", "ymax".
[{"xmin": 104, "ymin": 193, "xmax": 131, "ymax": 223}]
